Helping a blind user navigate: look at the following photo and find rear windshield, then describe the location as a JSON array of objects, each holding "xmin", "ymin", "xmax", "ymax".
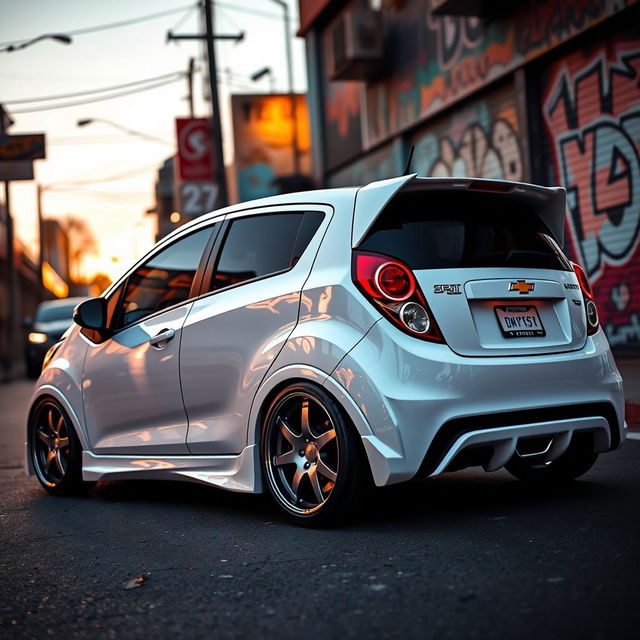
[{"xmin": 358, "ymin": 192, "xmax": 572, "ymax": 271}]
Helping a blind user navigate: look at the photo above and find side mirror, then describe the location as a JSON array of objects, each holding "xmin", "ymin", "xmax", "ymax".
[{"xmin": 73, "ymin": 298, "xmax": 108, "ymax": 331}]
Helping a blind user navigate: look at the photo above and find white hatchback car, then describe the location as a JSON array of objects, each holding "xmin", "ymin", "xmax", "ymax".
[{"xmin": 26, "ymin": 175, "xmax": 626, "ymax": 524}]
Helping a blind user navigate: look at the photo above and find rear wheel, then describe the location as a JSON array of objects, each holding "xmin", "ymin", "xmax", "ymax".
[
  {"xmin": 505, "ymin": 433, "xmax": 598, "ymax": 483},
  {"xmin": 28, "ymin": 398, "xmax": 92, "ymax": 495},
  {"xmin": 261, "ymin": 383, "xmax": 367, "ymax": 526}
]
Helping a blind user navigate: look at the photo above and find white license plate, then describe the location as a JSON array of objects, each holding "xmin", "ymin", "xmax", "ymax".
[{"xmin": 494, "ymin": 305, "xmax": 545, "ymax": 338}]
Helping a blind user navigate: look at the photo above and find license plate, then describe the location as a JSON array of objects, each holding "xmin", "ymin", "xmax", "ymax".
[{"xmin": 494, "ymin": 305, "xmax": 545, "ymax": 338}]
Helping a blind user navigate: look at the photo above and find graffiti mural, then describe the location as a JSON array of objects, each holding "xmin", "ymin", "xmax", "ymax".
[
  {"xmin": 359, "ymin": 0, "xmax": 637, "ymax": 147},
  {"xmin": 412, "ymin": 83, "xmax": 523, "ymax": 181},
  {"xmin": 542, "ymin": 35, "xmax": 640, "ymax": 349}
]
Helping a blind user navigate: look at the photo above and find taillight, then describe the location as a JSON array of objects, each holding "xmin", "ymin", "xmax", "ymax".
[
  {"xmin": 352, "ymin": 251, "xmax": 444, "ymax": 343},
  {"xmin": 572, "ymin": 262, "xmax": 599, "ymax": 336}
]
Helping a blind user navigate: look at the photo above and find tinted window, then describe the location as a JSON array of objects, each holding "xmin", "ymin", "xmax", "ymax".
[
  {"xmin": 292, "ymin": 211, "xmax": 324, "ymax": 266},
  {"xmin": 212, "ymin": 213, "xmax": 306, "ymax": 290},
  {"xmin": 117, "ymin": 227, "xmax": 213, "ymax": 328},
  {"xmin": 359, "ymin": 192, "xmax": 571, "ymax": 271}
]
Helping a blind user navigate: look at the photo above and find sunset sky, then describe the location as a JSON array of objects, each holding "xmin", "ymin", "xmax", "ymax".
[{"xmin": 0, "ymin": 0, "xmax": 306, "ymax": 282}]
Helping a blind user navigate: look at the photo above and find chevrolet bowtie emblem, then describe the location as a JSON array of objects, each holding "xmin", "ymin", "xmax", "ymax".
[{"xmin": 509, "ymin": 280, "xmax": 535, "ymax": 294}]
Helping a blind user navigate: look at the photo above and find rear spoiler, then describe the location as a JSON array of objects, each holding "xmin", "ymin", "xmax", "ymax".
[{"xmin": 352, "ymin": 175, "xmax": 567, "ymax": 247}]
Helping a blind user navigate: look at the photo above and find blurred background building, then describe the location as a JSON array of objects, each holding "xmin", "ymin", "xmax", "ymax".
[{"xmin": 298, "ymin": 0, "xmax": 640, "ymax": 355}]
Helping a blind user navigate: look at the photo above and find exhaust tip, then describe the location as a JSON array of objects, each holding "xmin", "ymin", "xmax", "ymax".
[{"xmin": 515, "ymin": 435, "xmax": 554, "ymax": 458}]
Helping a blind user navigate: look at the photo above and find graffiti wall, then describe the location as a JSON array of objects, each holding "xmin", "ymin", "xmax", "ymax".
[
  {"xmin": 317, "ymin": 0, "xmax": 636, "ymax": 152},
  {"xmin": 542, "ymin": 31, "xmax": 640, "ymax": 350},
  {"xmin": 411, "ymin": 82, "xmax": 523, "ymax": 181},
  {"xmin": 327, "ymin": 139, "xmax": 404, "ymax": 187}
]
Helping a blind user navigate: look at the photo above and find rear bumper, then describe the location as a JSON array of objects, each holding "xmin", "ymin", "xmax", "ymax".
[{"xmin": 331, "ymin": 321, "xmax": 625, "ymax": 486}]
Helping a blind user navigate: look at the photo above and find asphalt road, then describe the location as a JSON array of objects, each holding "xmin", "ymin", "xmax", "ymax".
[{"xmin": 1, "ymin": 378, "xmax": 639, "ymax": 640}]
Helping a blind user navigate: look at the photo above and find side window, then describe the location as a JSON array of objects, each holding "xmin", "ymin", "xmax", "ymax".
[
  {"xmin": 212, "ymin": 213, "xmax": 306, "ymax": 290},
  {"xmin": 116, "ymin": 226, "xmax": 214, "ymax": 328}
]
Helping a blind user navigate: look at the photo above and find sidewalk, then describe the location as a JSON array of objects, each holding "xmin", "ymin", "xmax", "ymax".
[{"xmin": 615, "ymin": 358, "xmax": 640, "ymax": 431}]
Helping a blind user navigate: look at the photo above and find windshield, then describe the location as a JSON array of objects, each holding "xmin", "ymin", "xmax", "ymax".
[{"xmin": 35, "ymin": 303, "xmax": 77, "ymax": 324}]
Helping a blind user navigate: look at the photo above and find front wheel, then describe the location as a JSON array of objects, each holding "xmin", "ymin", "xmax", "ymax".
[
  {"xmin": 261, "ymin": 383, "xmax": 367, "ymax": 526},
  {"xmin": 28, "ymin": 398, "xmax": 93, "ymax": 495}
]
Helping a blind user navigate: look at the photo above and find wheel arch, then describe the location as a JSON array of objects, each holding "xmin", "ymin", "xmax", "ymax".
[
  {"xmin": 248, "ymin": 364, "xmax": 375, "ymax": 449},
  {"xmin": 26, "ymin": 385, "xmax": 90, "ymax": 477}
]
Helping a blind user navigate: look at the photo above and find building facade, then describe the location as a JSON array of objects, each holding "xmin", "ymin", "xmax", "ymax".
[{"xmin": 299, "ymin": 0, "xmax": 640, "ymax": 355}]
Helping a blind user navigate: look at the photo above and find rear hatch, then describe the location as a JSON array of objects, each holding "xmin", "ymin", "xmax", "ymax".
[{"xmin": 354, "ymin": 177, "xmax": 586, "ymax": 357}]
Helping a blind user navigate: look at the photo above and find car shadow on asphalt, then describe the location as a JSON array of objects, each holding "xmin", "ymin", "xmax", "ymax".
[{"xmin": 70, "ymin": 467, "xmax": 621, "ymax": 529}]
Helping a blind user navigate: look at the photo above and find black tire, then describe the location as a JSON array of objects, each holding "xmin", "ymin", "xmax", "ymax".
[
  {"xmin": 505, "ymin": 432, "xmax": 599, "ymax": 483},
  {"xmin": 28, "ymin": 397, "xmax": 94, "ymax": 495},
  {"xmin": 261, "ymin": 382, "xmax": 368, "ymax": 526}
]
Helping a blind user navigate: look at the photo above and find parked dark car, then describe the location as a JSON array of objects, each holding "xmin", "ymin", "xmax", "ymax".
[{"xmin": 24, "ymin": 298, "xmax": 88, "ymax": 378}]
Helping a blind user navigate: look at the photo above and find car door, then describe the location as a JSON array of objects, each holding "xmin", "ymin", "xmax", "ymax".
[
  {"xmin": 82, "ymin": 222, "xmax": 220, "ymax": 455},
  {"xmin": 180, "ymin": 206, "xmax": 329, "ymax": 454}
]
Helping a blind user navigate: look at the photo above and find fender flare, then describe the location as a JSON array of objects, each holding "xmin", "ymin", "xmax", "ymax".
[
  {"xmin": 246, "ymin": 364, "xmax": 374, "ymax": 448},
  {"xmin": 26, "ymin": 384, "xmax": 91, "ymax": 477}
]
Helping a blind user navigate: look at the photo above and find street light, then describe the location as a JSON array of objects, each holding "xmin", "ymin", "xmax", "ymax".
[
  {"xmin": 76, "ymin": 118, "xmax": 172, "ymax": 146},
  {"xmin": 0, "ymin": 34, "xmax": 72, "ymax": 53},
  {"xmin": 265, "ymin": 0, "xmax": 301, "ymax": 175},
  {"xmin": 251, "ymin": 66, "xmax": 275, "ymax": 93}
]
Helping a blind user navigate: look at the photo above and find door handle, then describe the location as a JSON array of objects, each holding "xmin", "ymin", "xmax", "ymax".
[{"xmin": 149, "ymin": 328, "xmax": 176, "ymax": 348}]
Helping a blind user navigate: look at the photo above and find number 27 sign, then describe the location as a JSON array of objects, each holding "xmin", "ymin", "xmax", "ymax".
[{"xmin": 178, "ymin": 181, "xmax": 219, "ymax": 217}]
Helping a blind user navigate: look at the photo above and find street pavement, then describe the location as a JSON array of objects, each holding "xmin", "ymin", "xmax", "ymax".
[{"xmin": 1, "ymin": 377, "xmax": 639, "ymax": 640}]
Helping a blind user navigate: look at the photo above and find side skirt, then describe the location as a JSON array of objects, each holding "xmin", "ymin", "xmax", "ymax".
[{"xmin": 82, "ymin": 444, "xmax": 262, "ymax": 493}]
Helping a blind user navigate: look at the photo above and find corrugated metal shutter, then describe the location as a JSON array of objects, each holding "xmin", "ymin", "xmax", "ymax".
[{"xmin": 540, "ymin": 28, "xmax": 640, "ymax": 352}]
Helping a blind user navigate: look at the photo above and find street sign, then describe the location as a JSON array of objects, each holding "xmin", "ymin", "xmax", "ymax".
[
  {"xmin": 177, "ymin": 181, "xmax": 219, "ymax": 217},
  {"xmin": 0, "ymin": 161, "xmax": 34, "ymax": 181},
  {"xmin": 0, "ymin": 133, "xmax": 46, "ymax": 162},
  {"xmin": 175, "ymin": 118, "xmax": 214, "ymax": 181}
]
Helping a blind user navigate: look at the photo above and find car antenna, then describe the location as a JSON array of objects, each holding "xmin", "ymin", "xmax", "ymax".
[{"xmin": 403, "ymin": 144, "xmax": 415, "ymax": 175}]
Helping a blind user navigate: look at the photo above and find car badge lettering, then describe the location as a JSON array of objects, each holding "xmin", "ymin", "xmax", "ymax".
[
  {"xmin": 509, "ymin": 280, "xmax": 535, "ymax": 295},
  {"xmin": 564, "ymin": 283, "xmax": 579, "ymax": 290},
  {"xmin": 434, "ymin": 284, "xmax": 461, "ymax": 295}
]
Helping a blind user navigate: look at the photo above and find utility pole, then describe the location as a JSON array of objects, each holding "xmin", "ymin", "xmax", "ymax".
[
  {"xmin": 203, "ymin": 0, "xmax": 228, "ymax": 208},
  {"xmin": 0, "ymin": 106, "xmax": 19, "ymax": 381},
  {"xmin": 268, "ymin": 0, "xmax": 301, "ymax": 175},
  {"xmin": 187, "ymin": 57, "xmax": 195, "ymax": 118},
  {"xmin": 36, "ymin": 184, "xmax": 46, "ymax": 298},
  {"xmin": 167, "ymin": 4, "xmax": 244, "ymax": 209}
]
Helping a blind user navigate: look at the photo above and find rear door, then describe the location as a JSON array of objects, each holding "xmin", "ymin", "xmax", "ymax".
[
  {"xmin": 181, "ymin": 206, "xmax": 329, "ymax": 454},
  {"xmin": 357, "ymin": 185, "xmax": 587, "ymax": 356}
]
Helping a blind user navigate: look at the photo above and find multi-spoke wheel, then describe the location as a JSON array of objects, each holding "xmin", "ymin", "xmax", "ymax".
[
  {"xmin": 29, "ymin": 398, "xmax": 89, "ymax": 495},
  {"xmin": 262, "ymin": 383, "xmax": 367, "ymax": 525}
]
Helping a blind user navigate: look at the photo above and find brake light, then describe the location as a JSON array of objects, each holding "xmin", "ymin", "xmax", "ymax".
[
  {"xmin": 572, "ymin": 262, "xmax": 599, "ymax": 335},
  {"xmin": 353, "ymin": 251, "xmax": 444, "ymax": 343}
]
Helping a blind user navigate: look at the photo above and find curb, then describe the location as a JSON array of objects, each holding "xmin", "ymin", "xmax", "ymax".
[{"xmin": 627, "ymin": 401, "xmax": 640, "ymax": 432}]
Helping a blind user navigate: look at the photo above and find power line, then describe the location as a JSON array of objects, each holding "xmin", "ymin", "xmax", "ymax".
[
  {"xmin": 11, "ymin": 76, "xmax": 184, "ymax": 113},
  {"xmin": 0, "ymin": 4, "xmax": 199, "ymax": 47},
  {"xmin": 4, "ymin": 71, "xmax": 184, "ymax": 105},
  {"xmin": 49, "ymin": 162, "xmax": 163, "ymax": 186}
]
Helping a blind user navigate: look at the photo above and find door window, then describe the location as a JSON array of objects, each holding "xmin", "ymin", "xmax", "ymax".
[
  {"xmin": 211, "ymin": 212, "xmax": 323, "ymax": 290},
  {"xmin": 116, "ymin": 226, "xmax": 214, "ymax": 329}
]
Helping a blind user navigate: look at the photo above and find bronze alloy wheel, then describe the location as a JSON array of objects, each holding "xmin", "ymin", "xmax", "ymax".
[
  {"xmin": 262, "ymin": 383, "xmax": 367, "ymax": 525},
  {"xmin": 29, "ymin": 398, "xmax": 89, "ymax": 495}
]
